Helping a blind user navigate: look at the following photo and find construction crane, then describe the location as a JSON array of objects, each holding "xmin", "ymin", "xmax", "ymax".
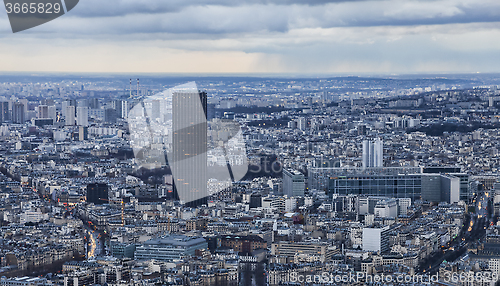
[{"xmin": 99, "ymin": 198, "xmax": 125, "ymax": 226}]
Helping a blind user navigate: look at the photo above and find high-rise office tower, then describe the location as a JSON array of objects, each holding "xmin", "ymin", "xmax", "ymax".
[
  {"xmin": 77, "ymin": 106, "xmax": 89, "ymax": 126},
  {"xmin": 37, "ymin": 105, "xmax": 49, "ymax": 119},
  {"xmin": 0, "ymin": 101, "xmax": 9, "ymax": 123},
  {"xmin": 171, "ymin": 91, "xmax": 207, "ymax": 206},
  {"xmin": 283, "ymin": 169, "xmax": 305, "ymax": 197},
  {"xmin": 12, "ymin": 102, "xmax": 25, "ymax": 124},
  {"xmin": 41, "ymin": 99, "xmax": 55, "ymax": 106},
  {"xmin": 362, "ymin": 138, "xmax": 383, "ymax": 168},
  {"xmin": 65, "ymin": 105, "xmax": 75, "ymax": 126}
]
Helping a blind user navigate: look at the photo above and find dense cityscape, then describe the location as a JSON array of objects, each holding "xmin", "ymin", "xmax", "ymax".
[{"xmin": 1, "ymin": 73, "xmax": 500, "ymax": 286}]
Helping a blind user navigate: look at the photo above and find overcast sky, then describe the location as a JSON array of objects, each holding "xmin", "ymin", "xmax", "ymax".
[{"xmin": 1, "ymin": 0, "xmax": 500, "ymax": 74}]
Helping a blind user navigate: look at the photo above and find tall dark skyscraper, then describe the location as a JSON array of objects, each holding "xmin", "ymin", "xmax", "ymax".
[
  {"xmin": 86, "ymin": 183, "xmax": 109, "ymax": 205},
  {"xmin": 89, "ymin": 98, "xmax": 99, "ymax": 109},
  {"xmin": 171, "ymin": 91, "xmax": 208, "ymax": 207},
  {"xmin": 12, "ymin": 102, "xmax": 25, "ymax": 124},
  {"xmin": 0, "ymin": 102, "xmax": 9, "ymax": 123}
]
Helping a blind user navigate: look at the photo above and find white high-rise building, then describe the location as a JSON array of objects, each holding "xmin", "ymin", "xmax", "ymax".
[
  {"xmin": 298, "ymin": 117, "xmax": 307, "ymax": 131},
  {"xmin": 48, "ymin": 105, "xmax": 57, "ymax": 121},
  {"xmin": 362, "ymin": 138, "xmax": 383, "ymax": 168},
  {"xmin": 65, "ymin": 105, "xmax": 75, "ymax": 126},
  {"xmin": 121, "ymin": 101, "xmax": 129, "ymax": 119},
  {"xmin": 362, "ymin": 225, "xmax": 390, "ymax": 252},
  {"xmin": 62, "ymin": 101, "xmax": 69, "ymax": 118},
  {"xmin": 77, "ymin": 106, "xmax": 89, "ymax": 126}
]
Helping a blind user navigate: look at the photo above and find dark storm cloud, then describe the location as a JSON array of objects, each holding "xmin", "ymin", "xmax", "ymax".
[
  {"xmin": 68, "ymin": 0, "xmax": 369, "ymax": 17},
  {"xmin": 52, "ymin": 0, "xmax": 500, "ymax": 36}
]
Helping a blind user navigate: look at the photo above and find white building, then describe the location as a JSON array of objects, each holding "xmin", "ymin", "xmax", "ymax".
[
  {"xmin": 48, "ymin": 105, "xmax": 57, "ymax": 120},
  {"xmin": 121, "ymin": 101, "xmax": 129, "ymax": 119},
  {"xmin": 285, "ymin": 197, "xmax": 297, "ymax": 212},
  {"xmin": 374, "ymin": 198, "xmax": 398, "ymax": 218},
  {"xmin": 76, "ymin": 106, "xmax": 89, "ymax": 126},
  {"xmin": 20, "ymin": 211, "xmax": 49, "ymax": 224},
  {"xmin": 362, "ymin": 138, "xmax": 383, "ymax": 168},
  {"xmin": 362, "ymin": 225, "xmax": 390, "ymax": 252},
  {"xmin": 397, "ymin": 198, "xmax": 412, "ymax": 216},
  {"xmin": 65, "ymin": 105, "xmax": 75, "ymax": 126}
]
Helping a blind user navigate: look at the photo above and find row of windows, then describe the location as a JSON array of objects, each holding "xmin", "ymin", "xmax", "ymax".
[{"xmin": 331, "ymin": 179, "xmax": 421, "ymax": 187}]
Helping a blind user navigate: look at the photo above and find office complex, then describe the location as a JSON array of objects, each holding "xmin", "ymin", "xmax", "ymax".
[
  {"xmin": 308, "ymin": 167, "xmax": 464, "ymax": 203},
  {"xmin": 135, "ymin": 235, "xmax": 208, "ymax": 262},
  {"xmin": 282, "ymin": 169, "xmax": 305, "ymax": 197}
]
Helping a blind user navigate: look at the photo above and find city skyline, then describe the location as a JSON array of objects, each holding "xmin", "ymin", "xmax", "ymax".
[
  {"xmin": 1, "ymin": 0, "xmax": 500, "ymax": 74},
  {"xmin": 2, "ymin": 0, "xmax": 500, "ymax": 284}
]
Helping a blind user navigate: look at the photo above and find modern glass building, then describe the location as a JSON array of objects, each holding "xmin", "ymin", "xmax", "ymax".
[
  {"xmin": 330, "ymin": 174, "xmax": 422, "ymax": 201},
  {"xmin": 309, "ymin": 167, "xmax": 467, "ymax": 203}
]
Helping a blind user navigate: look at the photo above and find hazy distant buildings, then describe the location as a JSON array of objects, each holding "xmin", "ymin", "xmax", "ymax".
[
  {"xmin": 282, "ymin": 169, "xmax": 305, "ymax": 197},
  {"xmin": 362, "ymin": 139, "xmax": 383, "ymax": 168}
]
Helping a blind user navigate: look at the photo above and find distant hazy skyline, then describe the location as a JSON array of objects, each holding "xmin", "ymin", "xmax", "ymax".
[{"xmin": 1, "ymin": 0, "xmax": 500, "ymax": 74}]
